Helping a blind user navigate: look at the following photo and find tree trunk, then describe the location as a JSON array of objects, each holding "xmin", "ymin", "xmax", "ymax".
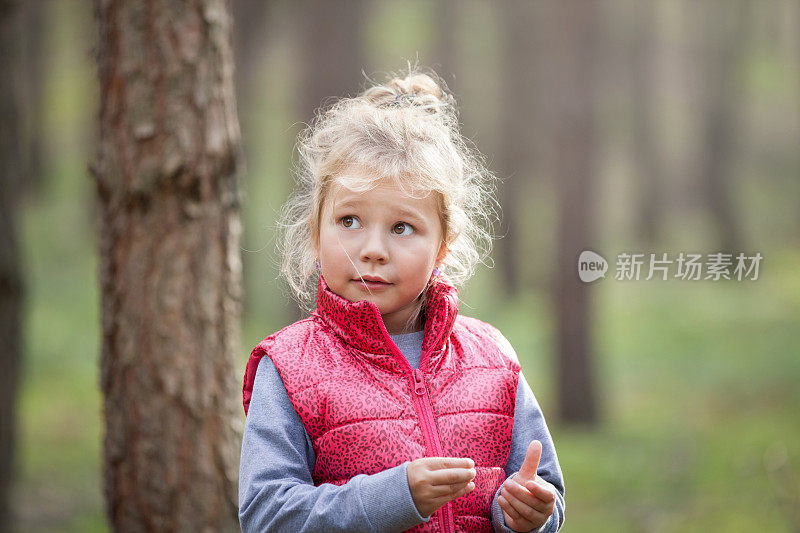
[
  {"xmin": 21, "ymin": 0, "xmax": 45, "ymax": 197},
  {"xmin": 433, "ymin": 0, "xmax": 458, "ymax": 95},
  {"xmin": 696, "ymin": 0, "xmax": 747, "ymax": 253},
  {"xmin": 298, "ymin": 0, "xmax": 365, "ymax": 124},
  {"xmin": 631, "ymin": 0, "xmax": 663, "ymax": 247},
  {"xmin": 0, "ymin": 2, "xmax": 25, "ymax": 530},
  {"xmin": 549, "ymin": 1, "xmax": 600, "ymax": 425},
  {"xmin": 93, "ymin": 1, "xmax": 244, "ymax": 530},
  {"xmin": 232, "ymin": 0, "xmax": 272, "ymax": 101},
  {"xmin": 497, "ymin": 0, "xmax": 539, "ymax": 297}
]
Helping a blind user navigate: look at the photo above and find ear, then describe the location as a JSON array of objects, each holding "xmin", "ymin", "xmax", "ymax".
[
  {"xmin": 309, "ymin": 219, "xmax": 319, "ymax": 256},
  {"xmin": 435, "ymin": 241, "xmax": 449, "ymax": 265}
]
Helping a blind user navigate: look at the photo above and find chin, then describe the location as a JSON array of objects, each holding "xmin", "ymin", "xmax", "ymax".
[
  {"xmin": 346, "ymin": 291, "xmax": 380, "ymax": 304},
  {"xmin": 360, "ymin": 295, "xmax": 391, "ymax": 310}
]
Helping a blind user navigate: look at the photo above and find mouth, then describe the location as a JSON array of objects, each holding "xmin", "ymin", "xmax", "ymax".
[
  {"xmin": 358, "ymin": 275, "xmax": 390, "ymax": 284},
  {"xmin": 352, "ymin": 276, "xmax": 392, "ymax": 290}
]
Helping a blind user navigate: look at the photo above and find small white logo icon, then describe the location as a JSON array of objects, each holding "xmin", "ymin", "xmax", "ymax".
[{"xmin": 578, "ymin": 250, "xmax": 608, "ymax": 283}]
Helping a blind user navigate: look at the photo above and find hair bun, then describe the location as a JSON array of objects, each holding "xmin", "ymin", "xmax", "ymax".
[{"xmin": 364, "ymin": 70, "xmax": 453, "ymax": 113}]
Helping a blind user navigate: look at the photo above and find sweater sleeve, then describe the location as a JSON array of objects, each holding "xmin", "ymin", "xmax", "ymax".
[
  {"xmin": 491, "ymin": 371, "xmax": 566, "ymax": 533},
  {"xmin": 238, "ymin": 355, "xmax": 431, "ymax": 533}
]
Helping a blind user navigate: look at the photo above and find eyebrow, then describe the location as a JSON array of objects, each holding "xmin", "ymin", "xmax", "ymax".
[
  {"xmin": 394, "ymin": 207, "xmax": 426, "ymax": 222},
  {"xmin": 333, "ymin": 201, "xmax": 426, "ymax": 222}
]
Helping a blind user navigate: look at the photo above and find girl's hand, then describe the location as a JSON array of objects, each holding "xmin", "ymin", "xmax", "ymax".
[
  {"xmin": 498, "ymin": 440, "xmax": 557, "ymax": 532},
  {"xmin": 407, "ymin": 456, "xmax": 476, "ymax": 518},
  {"xmin": 498, "ymin": 475, "xmax": 557, "ymax": 532}
]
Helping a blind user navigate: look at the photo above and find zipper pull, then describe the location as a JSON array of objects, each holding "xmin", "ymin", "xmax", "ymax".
[{"xmin": 412, "ymin": 368, "xmax": 427, "ymax": 396}]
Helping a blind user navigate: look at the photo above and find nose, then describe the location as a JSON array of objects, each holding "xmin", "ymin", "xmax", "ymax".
[{"xmin": 359, "ymin": 226, "xmax": 388, "ymax": 264}]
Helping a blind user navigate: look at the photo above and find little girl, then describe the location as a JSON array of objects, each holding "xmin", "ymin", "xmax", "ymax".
[{"xmin": 239, "ymin": 68, "xmax": 565, "ymax": 533}]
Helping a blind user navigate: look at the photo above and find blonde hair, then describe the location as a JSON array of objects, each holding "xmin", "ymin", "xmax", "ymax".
[{"xmin": 277, "ymin": 64, "xmax": 499, "ymax": 321}]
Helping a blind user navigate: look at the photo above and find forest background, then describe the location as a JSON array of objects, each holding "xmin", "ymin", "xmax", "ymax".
[{"xmin": 4, "ymin": 0, "xmax": 800, "ymax": 531}]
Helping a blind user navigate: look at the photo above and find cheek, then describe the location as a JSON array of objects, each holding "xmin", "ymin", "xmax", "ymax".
[
  {"xmin": 396, "ymin": 240, "xmax": 438, "ymax": 267},
  {"xmin": 322, "ymin": 233, "xmax": 354, "ymax": 256},
  {"xmin": 319, "ymin": 232, "xmax": 356, "ymax": 271},
  {"xmin": 317, "ymin": 232, "xmax": 335, "ymax": 261}
]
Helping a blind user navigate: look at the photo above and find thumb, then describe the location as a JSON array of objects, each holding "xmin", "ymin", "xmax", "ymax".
[{"xmin": 517, "ymin": 440, "xmax": 542, "ymax": 482}]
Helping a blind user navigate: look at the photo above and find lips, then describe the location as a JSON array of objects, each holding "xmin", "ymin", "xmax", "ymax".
[
  {"xmin": 356, "ymin": 275, "xmax": 390, "ymax": 284},
  {"xmin": 352, "ymin": 276, "xmax": 392, "ymax": 291}
]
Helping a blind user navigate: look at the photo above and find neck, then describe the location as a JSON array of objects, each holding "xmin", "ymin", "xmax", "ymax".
[
  {"xmin": 386, "ymin": 325, "xmax": 424, "ymax": 335},
  {"xmin": 382, "ymin": 297, "xmax": 426, "ymax": 335},
  {"xmin": 382, "ymin": 317, "xmax": 423, "ymax": 335}
]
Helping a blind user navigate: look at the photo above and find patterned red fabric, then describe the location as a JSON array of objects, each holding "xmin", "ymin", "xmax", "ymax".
[{"xmin": 242, "ymin": 275, "xmax": 521, "ymax": 532}]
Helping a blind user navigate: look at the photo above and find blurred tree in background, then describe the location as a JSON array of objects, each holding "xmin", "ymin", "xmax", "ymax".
[
  {"xmin": 1, "ymin": 2, "xmax": 25, "ymax": 532},
  {"xmin": 549, "ymin": 2, "xmax": 601, "ymax": 425}
]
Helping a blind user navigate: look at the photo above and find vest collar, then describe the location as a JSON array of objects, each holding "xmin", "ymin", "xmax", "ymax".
[{"xmin": 311, "ymin": 274, "xmax": 459, "ymax": 360}]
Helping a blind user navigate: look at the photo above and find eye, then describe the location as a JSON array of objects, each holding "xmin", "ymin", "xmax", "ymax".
[
  {"xmin": 393, "ymin": 222, "xmax": 414, "ymax": 235},
  {"xmin": 339, "ymin": 215, "xmax": 361, "ymax": 229}
]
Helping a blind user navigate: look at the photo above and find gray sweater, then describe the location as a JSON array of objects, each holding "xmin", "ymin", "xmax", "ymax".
[{"xmin": 239, "ymin": 330, "xmax": 565, "ymax": 532}]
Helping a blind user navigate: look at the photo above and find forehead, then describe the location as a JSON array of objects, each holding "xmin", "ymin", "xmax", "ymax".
[{"xmin": 326, "ymin": 179, "xmax": 439, "ymax": 217}]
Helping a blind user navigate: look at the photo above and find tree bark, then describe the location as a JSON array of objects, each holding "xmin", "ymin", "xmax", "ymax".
[
  {"xmin": 0, "ymin": 2, "xmax": 25, "ymax": 530},
  {"xmin": 93, "ymin": 1, "xmax": 243, "ymax": 530},
  {"xmin": 549, "ymin": 1, "xmax": 600, "ymax": 425}
]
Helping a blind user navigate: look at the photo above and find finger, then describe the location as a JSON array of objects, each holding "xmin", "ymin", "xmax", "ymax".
[
  {"xmin": 499, "ymin": 495, "xmax": 538, "ymax": 533},
  {"xmin": 428, "ymin": 467, "xmax": 477, "ymax": 486},
  {"xmin": 524, "ymin": 478, "xmax": 557, "ymax": 504},
  {"xmin": 429, "ymin": 480, "xmax": 474, "ymax": 498},
  {"xmin": 500, "ymin": 482, "xmax": 548, "ymax": 524},
  {"xmin": 517, "ymin": 440, "xmax": 542, "ymax": 481},
  {"xmin": 431, "ymin": 480, "xmax": 475, "ymax": 503},
  {"xmin": 497, "ymin": 495, "xmax": 522, "ymax": 521},
  {"xmin": 503, "ymin": 513, "xmax": 534, "ymax": 533},
  {"xmin": 427, "ymin": 457, "xmax": 475, "ymax": 471},
  {"xmin": 504, "ymin": 478, "xmax": 552, "ymax": 514},
  {"xmin": 445, "ymin": 479, "xmax": 475, "ymax": 495}
]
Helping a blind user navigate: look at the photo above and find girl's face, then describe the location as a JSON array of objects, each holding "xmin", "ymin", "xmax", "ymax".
[{"xmin": 315, "ymin": 176, "xmax": 446, "ymax": 334}]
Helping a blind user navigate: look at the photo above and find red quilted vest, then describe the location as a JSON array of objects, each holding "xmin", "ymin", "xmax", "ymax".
[{"xmin": 242, "ymin": 275, "xmax": 521, "ymax": 532}]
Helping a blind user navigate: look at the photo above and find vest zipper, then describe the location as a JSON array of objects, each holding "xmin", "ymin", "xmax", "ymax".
[
  {"xmin": 412, "ymin": 368, "xmax": 456, "ymax": 533},
  {"xmin": 371, "ymin": 307, "xmax": 456, "ymax": 533}
]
